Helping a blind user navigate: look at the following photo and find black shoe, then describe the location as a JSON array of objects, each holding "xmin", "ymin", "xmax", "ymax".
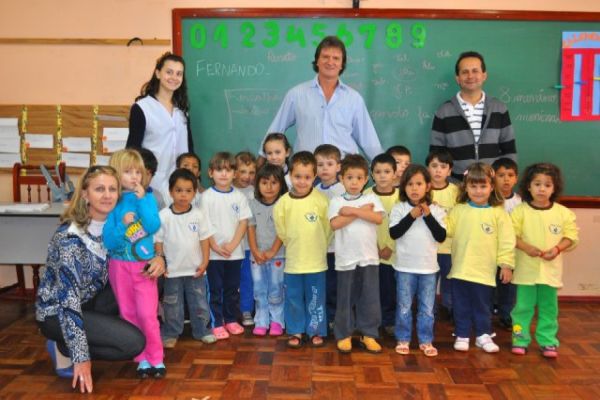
[
  {"xmin": 137, "ymin": 367, "xmax": 152, "ymax": 379},
  {"xmin": 152, "ymin": 366, "xmax": 167, "ymax": 379}
]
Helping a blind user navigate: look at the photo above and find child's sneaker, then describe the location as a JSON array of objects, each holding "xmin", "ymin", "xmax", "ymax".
[
  {"xmin": 454, "ymin": 337, "xmax": 470, "ymax": 352},
  {"xmin": 253, "ymin": 326, "xmax": 268, "ymax": 336},
  {"xmin": 359, "ymin": 336, "xmax": 382, "ymax": 354},
  {"xmin": 46, "ymin": 340, "xmax": 74, "ymax": 378},
  {"xmin": 225, "ymin": 322, "xmax": 245, "ymax": 335},
  {"xmin": 162, "ymin": 338, "xmax": 177, "ymax": 349},
  {"xmin": 242, "ymin": 312, "xmax": 254, "ymax": 326},
  {"xmin": 475, "ymin": 333, "xmax": 499, "ymax": 353},
  {"xmin": 199, "ymin": 334, "xmax": 217, "ymax": 344},
  {"xmin": 541, "ymin": 345, "xmax": 558, "ymax": 358},
  {"xmin": 269, "ymin": 322, "xmax": 284, "ymax": 336},
  {"xmin": 213, "ymin": 326, "xmax": 230, "ymax": 340}
]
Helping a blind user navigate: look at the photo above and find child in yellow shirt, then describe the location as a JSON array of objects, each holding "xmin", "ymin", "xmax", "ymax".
[{"xmin": 510, "ymin": 163, "xmax": 578, "ymax": 358}]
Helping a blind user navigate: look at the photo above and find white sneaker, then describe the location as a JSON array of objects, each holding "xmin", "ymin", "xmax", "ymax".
[
  {"xmin": 454, "ymin": 336, "xmax": 470, "ymax": 351},
  {"xmin": 475, "ymin": 333, "xmax": 499, "ymax": 353}
]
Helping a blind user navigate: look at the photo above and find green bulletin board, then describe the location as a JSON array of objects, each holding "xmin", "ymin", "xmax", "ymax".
[{"xmin": 174, "ymin": 9, "xmax": 600, "ymax": 196}]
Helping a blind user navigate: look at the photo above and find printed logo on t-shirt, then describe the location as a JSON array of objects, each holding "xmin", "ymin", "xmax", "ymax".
[
  {"xmin": 188, "ymin": 222, "xmax": 199, "ymax": 232},
  {"xmin": 481, "ymin": 223, "xmax": 494, "ymax": 235},
  {"xmin": 231, "ymin": 203, "xmax": 240, "ymax": 215},
  {"xmin": 304, "ymin": 212, "xmax": 318, "ymax": 223},
  {"xmin": 549, "ymin": 224, "xmax": 562, "ymax": 235}
]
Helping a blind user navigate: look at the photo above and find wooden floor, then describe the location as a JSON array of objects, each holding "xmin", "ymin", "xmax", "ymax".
[{"xmin": 1, "ymin": 301, "xmax": 600, "ymax": 399}]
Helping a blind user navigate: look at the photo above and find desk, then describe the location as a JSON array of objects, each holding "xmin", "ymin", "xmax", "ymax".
[{"xmin": 0, "ymin": 203, "xmax": 65, "ymax": 299}]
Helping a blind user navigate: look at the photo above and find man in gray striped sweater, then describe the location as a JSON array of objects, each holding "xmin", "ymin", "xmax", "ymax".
[{"xmin": 430, "ymin": 51, "xmax": 517, "ymax": 181}]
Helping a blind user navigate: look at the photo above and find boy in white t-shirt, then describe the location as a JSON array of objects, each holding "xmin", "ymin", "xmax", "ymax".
[
  {"xmin": 329, "ymin": 154, "xmax": 385, "ymax": 354},
  {"xmin": 201, "ymin": 152, "xmax": 252, "ymax": 340},
  {"xmin": 155, "ymin": 169, "xmax": 216, "ymax": 348}
]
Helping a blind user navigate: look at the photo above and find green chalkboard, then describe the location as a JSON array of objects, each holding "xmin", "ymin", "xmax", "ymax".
[{"xmin": 174, "ymin": 9, "xmax": 600, "ymax": 196}]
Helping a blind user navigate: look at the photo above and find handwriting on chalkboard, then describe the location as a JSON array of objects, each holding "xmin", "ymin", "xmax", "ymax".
[
  {"xmin": 196, "ymin": 60, "xmax": 267, "ymax": 78},
  {"xmin": 224, "ymin": 89, "xmax": 282, "ymax": 129}
]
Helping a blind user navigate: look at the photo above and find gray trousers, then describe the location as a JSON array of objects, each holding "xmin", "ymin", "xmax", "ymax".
[{"xmin": 334, "ymin": 265, "xmax": 381, "ymax": 339}]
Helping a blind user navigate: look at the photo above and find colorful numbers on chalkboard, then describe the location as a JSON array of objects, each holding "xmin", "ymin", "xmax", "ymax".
[{"xmin": 189, "ymin": 21, "xmax": 427, "ymax": 50}]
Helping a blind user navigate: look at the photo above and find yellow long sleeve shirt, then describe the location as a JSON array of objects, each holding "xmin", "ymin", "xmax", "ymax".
[
  {"xmin": 364, "ymin": 186, "xmax": 399, "ymax": 265},
  {"xmin": 511, "ymin": 202, "xmax": 579, "ymax": 288},
  {"xmin": 432, "ymin": 182, "xmax": 459, "ymax": 254},
  {"xmin": 447, "ymin": 202, "xmax": 515, "ymax": 286},
  {"xmin": 273, "ymin": 189, "xmax": 331, "ymax": 274}
]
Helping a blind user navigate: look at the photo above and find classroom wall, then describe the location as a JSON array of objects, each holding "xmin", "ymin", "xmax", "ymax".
[
  {"xmin": 0, "ymin": 0, "xmax": 599, "ymax": 104},
  {"xmin": 1, "ymin": 1, "xmax": 599, "ymax": 292}
]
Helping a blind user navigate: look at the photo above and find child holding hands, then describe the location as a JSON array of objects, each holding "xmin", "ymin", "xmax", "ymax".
[
  {"xmin": 247, "ymin": 164, "xmax": 288, "ymax": 336},
  {"xmin": 511, "ymin": 163, "xmax": 578, "ymax": 358},
  {"xmin": 389, "ymin": 164, "xmax": 446, "ymax": 356}
]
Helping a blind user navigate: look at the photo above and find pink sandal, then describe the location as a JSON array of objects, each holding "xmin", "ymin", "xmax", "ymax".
[
  {"xmin": 225, "ymin": 322, "xmax": 245, "ymax": 335},
  {"xmin": 269, "ymin": 322, "xmax": 284, "ymax": 336},
  {"xmin": 213, "ymin": 326, "xmax": 229, "ymax": 340}
]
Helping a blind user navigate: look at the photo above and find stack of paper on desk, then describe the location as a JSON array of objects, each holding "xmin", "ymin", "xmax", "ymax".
[{"xmin": 0, "ymin": 203, "xmax": 50, "ymax": 213}]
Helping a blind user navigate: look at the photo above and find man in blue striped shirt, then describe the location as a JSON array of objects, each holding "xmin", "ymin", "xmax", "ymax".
[
  {"xmin": 430, "ymin": 51, "xmax": 517, "ymax": 181},
  {"xmin": 263, "ymin": 36, "xmax": 382, "ymax": 161}
]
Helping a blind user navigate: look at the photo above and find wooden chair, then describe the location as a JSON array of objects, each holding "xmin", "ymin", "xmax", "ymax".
[{"xmin": 5, "ymin": 162, "xmax": 66, "ymax": 300}]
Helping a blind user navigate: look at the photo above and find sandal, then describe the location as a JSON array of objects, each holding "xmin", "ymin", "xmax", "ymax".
[
  {"xmin": 511, "ymin": 346, "xmax": 527, "ymax": 355},
  {"xmin": 310, "ymin": 335, "xmax": 325, "ymax": 348},
  {"xmin": 286, "ymin": 334, "xmax": 303, "ymax": 349},
  {"xmin": 395, "ymin": 341, "xmax": 410, "ymax": 355},
  {"xmin": 540, "ymin": 345, "xmax": 558, "ymax": 358},
  {"xmin": 419, "ymin": 343, "xmax": 438, "ymax": 357},
  {"xmin": 212, "ymin": 326, "xmax": 230, "ymax": 340}
]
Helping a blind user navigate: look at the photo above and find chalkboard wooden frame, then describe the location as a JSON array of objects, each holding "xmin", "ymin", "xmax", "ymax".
[{"xmin": 172, "ymin": 8, "xmax": 600, "ymax": 208}]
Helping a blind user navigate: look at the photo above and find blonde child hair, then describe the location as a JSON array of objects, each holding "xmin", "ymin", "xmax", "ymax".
[{"xmin": 109, "ymin": 149, "xmax": 149, "ymax": 187}]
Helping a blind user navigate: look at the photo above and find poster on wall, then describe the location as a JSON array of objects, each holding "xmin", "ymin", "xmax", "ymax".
[{"xmin": 560, "ymin": 32, "xmax": 600, "ymax": 121}]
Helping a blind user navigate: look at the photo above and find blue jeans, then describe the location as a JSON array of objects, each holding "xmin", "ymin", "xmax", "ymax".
[
  {"xmin": 161, "ymin": 275, "xmax": 211, "ymax": 340},
  {"xmin": 437, "ymin": 254, "xmax": 452, "ymax": 309},
  {"xmin": 251, "ymin": 257, "xmax": 285, "ymax": 328},
  {"xmin": 284, "ymin": 272, "xmax": 327, "ymax": 337},
  {"xmin": 395, "ymin": 271, "xmax": 437, "ymax": 344},
  {"xmin": 451, "ymin": 278, "xmax": 493, "ymax": 338},
  {"xmin": 240, "ymin": 250, "xmax": 254, "ymax": 314}
]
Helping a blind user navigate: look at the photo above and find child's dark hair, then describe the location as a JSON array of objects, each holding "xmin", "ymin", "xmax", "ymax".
[
  {"xmin": 235, "ymin": 151, "xmax": 257, "ymax": 168},
  {"xmin": 254, "ymin": 164, "xmax": 288, "ymax": 202},
  {"xmin": 289, "ymin": 151, "xmax": 317, "ymax": 175},
  {"xmin": 176, "ymin": 152, "xmax": 201, "ymax": 170},
  {"xmin": 457, "ymin": 162, "xmax": 503, "ymax": 206},
  {"xmin": 518, "ymin": 163, "xmax": 563, "ymax": 203},
  {"xmin": 314, "ymin": 144, "xmax": 342, "ymax": 163},
  {"xmin": 169, "ymin": 168, "xmax": 198, "ymax": 191},
  {"xmin": 399, "ymin": 164, "xmax": 432, "ymax": 204},
  {"xmin": 386, "ymin": 145, "xmax": 412, "ymax": 158},
  {"xmin": 209, "ymin": 152, "xmax": 236, "ymax": 171},
  {"xmin": 425, "ymin": 148, "xmax": 454, "ymax": 168},
  {"xmin": 137, "ymin": 52, "xmax": 189, "ymax": 113},
  {"xmin": 263, "ymin": 132, "xmax": 292, "ymax": 154},
  {"xmin": 370, "ymin": 153, "xmax": 397, "ymax": 172},
  {"xmin": 340, "ymin": 154, "xmax": 369, "ymax": 177},
  {"xmin": 135, "ymin": 147, "xmax": 158, "ymax": 177},
  {"xmin": 491, "ymin": 157, "xmax": 518, "ymax": 174}
]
